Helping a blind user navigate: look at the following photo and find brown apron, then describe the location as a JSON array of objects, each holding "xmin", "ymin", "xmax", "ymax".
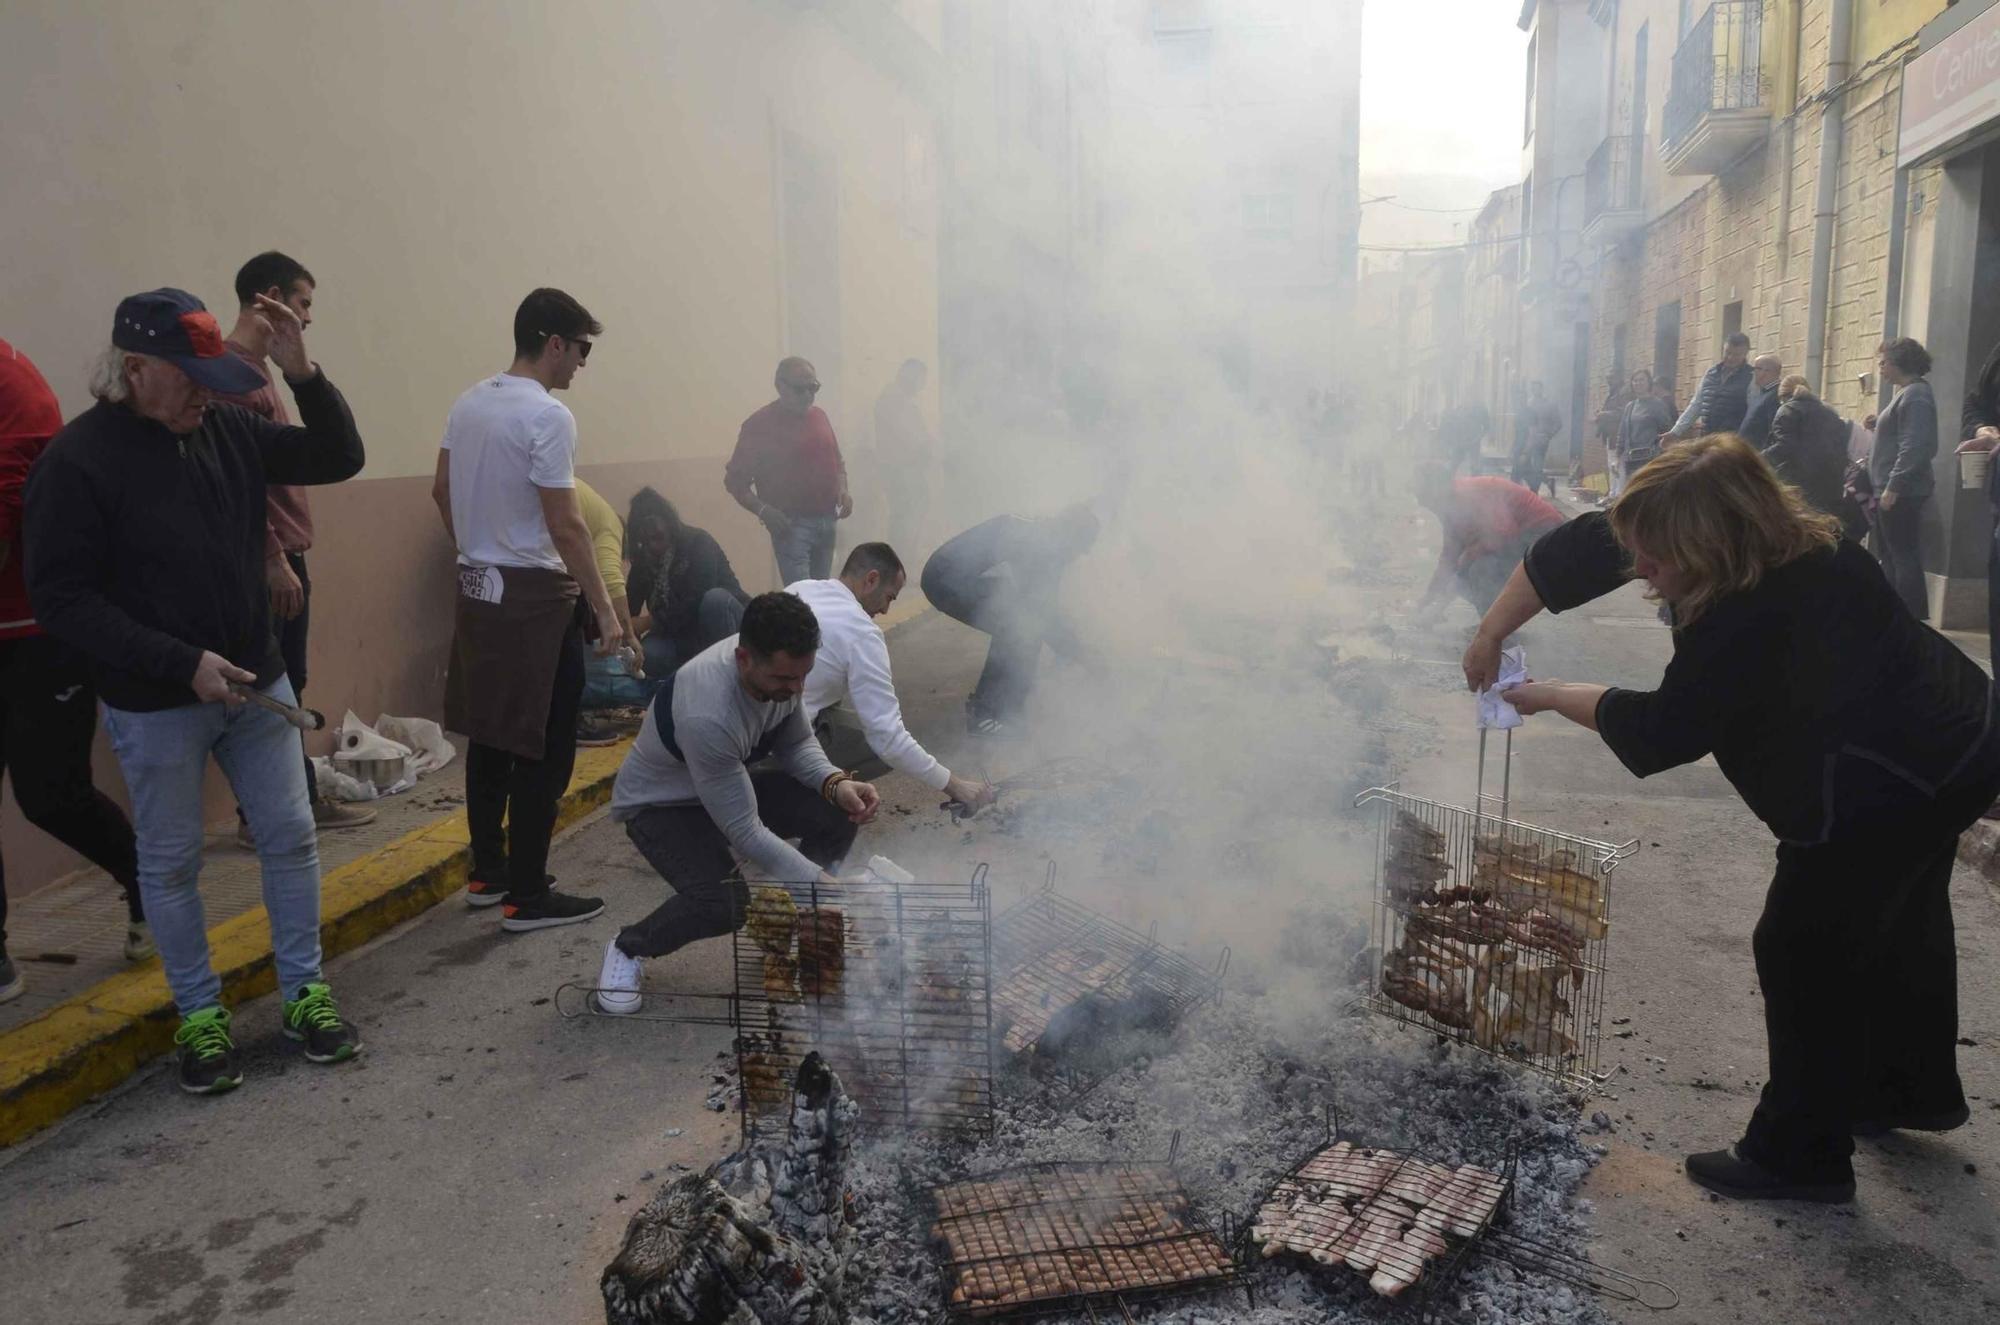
[{"xmin": 443, "ymin": 563, "xmax": 581, "ymax": 761}]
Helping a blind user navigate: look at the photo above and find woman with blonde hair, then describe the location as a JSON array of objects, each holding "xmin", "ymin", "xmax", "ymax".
[{"xmin": 1462, "ymin": 435, "xmax": 2000, "ymax": 1204}]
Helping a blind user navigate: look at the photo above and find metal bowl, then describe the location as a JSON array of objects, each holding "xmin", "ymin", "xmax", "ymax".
[{"xmin": 336, "ymin": 753, "xmax": 407, "ymax": 791}]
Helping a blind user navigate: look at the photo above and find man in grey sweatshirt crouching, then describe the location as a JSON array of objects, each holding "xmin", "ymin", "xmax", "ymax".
[{"xmin": 591, "ymin": 591, "xmax": 880, "ymax": 1014}]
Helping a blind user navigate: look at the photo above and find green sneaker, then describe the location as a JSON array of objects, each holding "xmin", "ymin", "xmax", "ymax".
[
  {"xmin": 174, "ymin": 1007, "xmax": 243, "ymax": 1095},
  {"xmin": 282, "ymin": 983, "xmax": 361, "ymax": 1064}
]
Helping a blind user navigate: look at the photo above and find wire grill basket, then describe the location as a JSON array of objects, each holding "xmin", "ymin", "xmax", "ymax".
[
  {"xmin": 1356, "ymin": 769, "xmax": 1637, "ymax": 1091},
  {"xmin": 930, "ymin": 1134, "xmax": 1251, "ymax": 1320},
  {"xmin": 991, "ymin": 870, "xmax": 1228, "ymax": 1098},
  {"xmin": 731, "ymin": 865, "xmax": 996, "ymax": 1144}
]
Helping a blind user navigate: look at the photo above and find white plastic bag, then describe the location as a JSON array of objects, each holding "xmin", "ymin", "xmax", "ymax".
[
  {"xmin": 1476, "ymin": 647, "xmax": 1527, "ymax": 731},
  {"xmin": 312, "ymin": 756, "xmax": 380, "ymax": 803},
  {"xmin": 373, "ymin": 713, "xmax": 455, "ymax": 777},
  {"xmin": 335, "ymin": 710, "xmax": 414, "ymax": 761}
]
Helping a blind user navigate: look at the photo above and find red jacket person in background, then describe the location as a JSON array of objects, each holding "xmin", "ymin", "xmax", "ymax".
[
  {"xmin": 725, "ymin": 356, "xmax": 851, "ymax": 585},
  {"xmin": 0, "ymin": 337, "xmax": 152, "ymax": 1006}
]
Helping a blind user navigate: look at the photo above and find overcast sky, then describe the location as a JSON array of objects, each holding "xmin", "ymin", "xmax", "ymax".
[{"xmin": 1357, "ymin": 0, "xmax": 1529, "ymax": 246}]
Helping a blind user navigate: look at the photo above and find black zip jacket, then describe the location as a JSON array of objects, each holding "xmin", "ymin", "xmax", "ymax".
[
  {"xmin": 23, "ymin": 370, "xmax": 364, "ymax": 710},
  {"xmin": 1524, "ymin": 512, "xmax": 1997, "ymax": 845}
]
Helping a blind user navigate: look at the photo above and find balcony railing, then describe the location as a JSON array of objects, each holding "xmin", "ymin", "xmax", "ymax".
[
  {"xmin": 1584, "ymin": 134, "xmax": 1642, "ymax": 224},
  {"xmin": 1662, "ymin": 1, "xmax": 1767, "ymax": 155}
]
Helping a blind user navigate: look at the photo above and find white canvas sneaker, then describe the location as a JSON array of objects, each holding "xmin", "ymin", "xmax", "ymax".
[{"xmin": 593, "ymin": 938, "xmax": 643, "ymax": 1016}]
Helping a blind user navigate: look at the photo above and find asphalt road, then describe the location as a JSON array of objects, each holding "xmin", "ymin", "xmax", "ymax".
[{"xmin": 3, "ymin": 501, "xmax": 1997, "ymax": 1325}]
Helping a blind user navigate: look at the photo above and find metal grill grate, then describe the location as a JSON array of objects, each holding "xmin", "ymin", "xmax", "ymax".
[
  {"xmin": 1248, "ymin": 1114, "xmax": 1517, "ymax": 1321},
  {"xmin": 1249, "ymin": 1111, "xmax": 1676, "ymax": 1319},
  {"xmin": 1356, "ymin": 781, "xmax": 1637, "ymax": 1091},
  {"xmin": 735, "ymin": 866, "xmax": 995, "ymax": 1144},
  {"xmin": 991, "ymin": 872, "xmax": 1227, "ymax": 1096},
  {"xmin": 930, "ymin": 1140, "xmax": 1249, "ymax": 1320}
]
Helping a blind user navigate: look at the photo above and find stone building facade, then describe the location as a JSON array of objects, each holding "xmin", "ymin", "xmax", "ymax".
[{"xmin": 1574, "ymin": 0, "xmax": 1971, "ymax": 614}]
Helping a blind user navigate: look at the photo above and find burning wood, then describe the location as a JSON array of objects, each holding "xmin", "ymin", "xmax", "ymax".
[
  {"xmin": 1251, "ymin": 1140, "xmax": 1508, "ymax": 1299},
  {"xmin": 930, "ymin": 1161, "xmax": 1238, "ymax": 1317},
  {"xmin": 601, "ymin": 1054, "xmax": 856, "ymax": 1325}
]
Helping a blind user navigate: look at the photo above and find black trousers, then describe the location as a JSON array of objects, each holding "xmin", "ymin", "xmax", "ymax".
[
  {"xmin": 0, "ymin": 635, "xmax": 144, "ymax": 944},
  {"xmin": 465, "ymin": 608, "xmax": 585, "ymax": 900},
  {"xmin": 614, "ymin": 772, "xmax": 857, "ymax": 959},
  {"xmin": 1739, "ymin": 754, "xmax": 2000, "ymax": 1179},
  {"xmin": 241, "ymin": 551, "xmax": 316, "ymax": 818},
  {"xmin": 1870, "ymin": 494, "xmax": 1929, "ymax": 620},
  {"xmin": 1986, "ymin": 521, "xmax": 2000, "ymax": 668},
  {"xmin": 922, "ymin": 567, "xmax": 1052, "ymax": 721}
]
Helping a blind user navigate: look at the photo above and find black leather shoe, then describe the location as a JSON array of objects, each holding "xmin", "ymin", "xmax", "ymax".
[
  {"xmin": 1852, "ymin": 1103, "xmax": 1971, "ymax": 1138},
  {"xmin": 1684, "ymin": 1147, "xmax": 1854, "ymax": 1204}
]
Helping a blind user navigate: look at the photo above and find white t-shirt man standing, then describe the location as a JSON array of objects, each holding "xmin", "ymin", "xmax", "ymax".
[{"xmin": 432, "ymin": 287, "xmax": 623, "ymax": 931}]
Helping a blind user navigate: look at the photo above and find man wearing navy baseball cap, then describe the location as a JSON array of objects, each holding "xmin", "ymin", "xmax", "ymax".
[{"xmin": 24, "ymin": 286, "xmax": 367, "ymax": 1096}]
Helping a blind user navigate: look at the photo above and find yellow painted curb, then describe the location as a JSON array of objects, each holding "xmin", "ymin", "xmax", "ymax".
[{"xmin": 0, "ymin": 742, "xmax": 628, "ymax": 1148}]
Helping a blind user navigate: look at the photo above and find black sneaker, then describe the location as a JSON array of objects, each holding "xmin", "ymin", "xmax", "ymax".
[
  {"xmin": 0, "ymin": 947, "xmax": 23, "ymax": 1004},
  {"xmin": 1852, "ymin": 1102, "xmax": 1971, "ymax": 1138},
  {"xmin": 174, "ymin": 1007, "xmax": 245, "ymax": 1095},
  {"xmin": 468, "ymin": 871, "xmax": 557, "ymax": 912},
  {"xmin": 1684, "ymin": 1147, "xmax": 1854, "ymax": 1204},
  {"xmin": 282, "ymin": 982, "xmax": 361, "ymax": 1063},
  {"xmin": 966, "ymin": 704, "xmax": 1010, "ymax": 737},
  {"xmin": 500, "ymin": 888, "xmax": 605, "ymax": 932},
  {"xmin": 464, "ymin": 872, "xmax": 509, "ymax": 909},
  {"xmin": 576, "ymin": 716, "xmax": 621, "ymax": 747}
]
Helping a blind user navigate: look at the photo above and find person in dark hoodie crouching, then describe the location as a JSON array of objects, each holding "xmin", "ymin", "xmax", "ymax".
[{"xmin": 24, "ymin": 288, "xmax": 365, "ymax": 1096}]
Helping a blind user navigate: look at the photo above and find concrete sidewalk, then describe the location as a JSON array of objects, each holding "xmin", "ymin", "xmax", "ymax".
[
  {"xmin": 0, "ymin": 741, "xmax": 630, "ymax": 1148},
  {"xmin": 0, "ymin": 598, "xmax": 936, "ymax": 1150}
]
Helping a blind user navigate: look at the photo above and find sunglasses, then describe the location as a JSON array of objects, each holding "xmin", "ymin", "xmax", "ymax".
[
  {"xmin": 543, "ymin": 333, "xmax": 593, "ymax": 361},
  {"xmin": 782, "ymin": 379, "xmax": 821, "ymax": 394}
]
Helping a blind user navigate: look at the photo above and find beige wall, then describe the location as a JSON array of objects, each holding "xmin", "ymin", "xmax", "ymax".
[{"xmin": 0, "ymin": 0, "xmax": 939, "ymax": 895}]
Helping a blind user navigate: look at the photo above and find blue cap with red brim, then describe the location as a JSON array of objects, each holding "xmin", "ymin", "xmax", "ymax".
[{"xmin": 111, "ymin": 288, "xmax": 264, "ymax": 395}]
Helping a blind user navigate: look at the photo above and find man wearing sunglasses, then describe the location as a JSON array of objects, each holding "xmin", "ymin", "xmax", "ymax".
[
  {"xmin": 725, "ymin": 356, "xmax": 851, "ymax": 585},
  {"xmin": 434, "ymin": 287, "xmax": 623, "ymax": 932}
]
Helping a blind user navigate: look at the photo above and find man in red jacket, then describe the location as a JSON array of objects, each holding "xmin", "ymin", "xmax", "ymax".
[
  {"xmin": 725, "ymin": 357, "xmax": 851, "ymax": 584},
  {"xmin": 1415, "ymin": 464, "xmax": 1566, "ymax": 615},
  {"xmin": 0, "ymin": 337, "xmax": 152, "ymax": 1004}
]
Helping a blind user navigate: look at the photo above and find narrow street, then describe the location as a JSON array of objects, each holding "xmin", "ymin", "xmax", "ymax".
[{"xmin": 2, "ymin": 501, "xmax": 1994, "ymax": 1324}]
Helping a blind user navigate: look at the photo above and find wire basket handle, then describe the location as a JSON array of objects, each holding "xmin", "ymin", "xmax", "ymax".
[{"xmin": 1474, "ymin": 725, "xmax": 1514, "ymax": 826}]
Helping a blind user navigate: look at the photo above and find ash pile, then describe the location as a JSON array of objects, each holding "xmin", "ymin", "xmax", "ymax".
[{"xmin": 601, "ymin": 878, "xmax": 1655, "ymax": 1325}]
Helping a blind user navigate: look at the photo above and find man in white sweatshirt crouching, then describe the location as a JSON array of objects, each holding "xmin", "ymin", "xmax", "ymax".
[{"xmin": 788, "ymin": 543, "xmax": 994, "ymax": 816}]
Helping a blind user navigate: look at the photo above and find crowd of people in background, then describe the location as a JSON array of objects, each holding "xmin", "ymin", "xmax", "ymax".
[{"xmin": 1410, "ymin": 324, "xmax": 1970, "ymax": 640}]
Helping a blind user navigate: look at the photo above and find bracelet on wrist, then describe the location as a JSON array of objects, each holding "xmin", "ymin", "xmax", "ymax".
[{"xmin": 821, "ymin": 770, "xmax": 854, "ymax": 804}]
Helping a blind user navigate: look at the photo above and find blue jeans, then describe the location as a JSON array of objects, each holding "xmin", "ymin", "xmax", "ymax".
[
  {"xmin": 770, "ymin": 514, "xmax": 837, "ymax": 586},
  {"xmin": 580, "ymin": 653, "xmax": 650, "ymax": 709},
  {"xmin": 642, "ymin": 587, "xmax": 748, "ymax": 680},
  {"xmin": 102, "ymin": 679, "xmax": 322, "ymax": 1017}
]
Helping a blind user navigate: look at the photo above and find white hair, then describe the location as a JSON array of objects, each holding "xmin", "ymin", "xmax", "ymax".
[{"xmin": 87, "ymin": 342, "xmax": 134, "ymax": 403}]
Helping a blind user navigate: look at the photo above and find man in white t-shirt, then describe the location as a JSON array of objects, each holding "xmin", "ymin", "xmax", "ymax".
[
  {"xmin": 433, "ymin": 288, "xmax": 624, "ymax": 932},
  {"xmin": 789, "ymin": 542, "xmax": 993, "ymax": 815}
]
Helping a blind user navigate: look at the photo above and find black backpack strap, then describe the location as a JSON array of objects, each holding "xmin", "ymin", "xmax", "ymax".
[
  {"xmin": 648, "ymin": 666, "xmax": 786, "ymax": 766},
  {"xmin": 648, "ymin": 668, "xmax": 684, "ymax": 763}
]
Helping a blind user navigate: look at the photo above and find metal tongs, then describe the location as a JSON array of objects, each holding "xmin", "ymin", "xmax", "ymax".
[
  {"xmin": 942, "ymin": 755, "xmax": 1114, "ymax": 822},
  {"xmin": 227, "ymin": 681, "xmax": 325, "ymax": 731}
]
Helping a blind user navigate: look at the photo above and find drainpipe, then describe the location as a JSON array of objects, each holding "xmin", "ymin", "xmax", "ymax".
[
  {"xmin": 1879, "ymin": 166, "xmax": 1910, "ymax": 412},
  {"xmin": 1774, "ymin": 0, "xmax": 1805, "ymax": 272},
  {"xmin": 1804, "ymin": 0, "xmax": 1855, "ymax": 393}
]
